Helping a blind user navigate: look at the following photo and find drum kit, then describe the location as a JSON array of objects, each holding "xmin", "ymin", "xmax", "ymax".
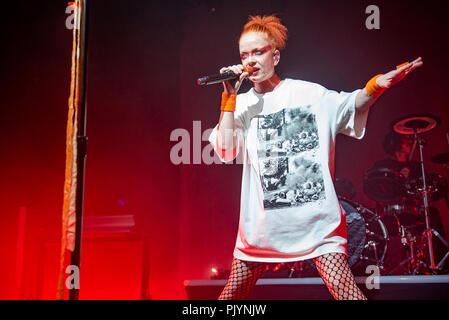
[
  {"xmin": 345, "ymin": 114, "xmax": 449, "ymax": 275},
  {"xmin": 263, "ymin": 114, "xmax": 449, "ymax": 278}
]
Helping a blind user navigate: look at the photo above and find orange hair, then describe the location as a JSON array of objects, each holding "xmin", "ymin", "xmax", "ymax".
[{"xmin": 240, "ymin": 15, "xmax": 288, "ymax": 50}]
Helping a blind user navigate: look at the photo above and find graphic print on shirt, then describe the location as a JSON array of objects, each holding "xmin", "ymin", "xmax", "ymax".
[{"xmin": 257, "ymin": 106, "xmax": 326, "ymax": 210}]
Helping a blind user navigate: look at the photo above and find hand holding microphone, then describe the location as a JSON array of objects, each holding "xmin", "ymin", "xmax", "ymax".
[
  {"xmin": 221, "ymin": 65, "xmax": 254, "ymax": 95},
  {"xmin": 197, "ymin": 64, "xmax": 255, "ymax": 114},
  {"xmin": 197, "ymin": 64, "xmax": 254, "ymax": 94}
]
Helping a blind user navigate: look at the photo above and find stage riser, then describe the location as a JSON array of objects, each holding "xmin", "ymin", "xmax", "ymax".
[{"xmin": 185, "ymin": 276, "xmax": 449, "ymax": 300}]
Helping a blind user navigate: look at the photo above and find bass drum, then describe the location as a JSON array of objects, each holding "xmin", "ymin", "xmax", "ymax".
[{"xmin": 340, "ymin": 199, "xmax": 389, "ymax": 275}]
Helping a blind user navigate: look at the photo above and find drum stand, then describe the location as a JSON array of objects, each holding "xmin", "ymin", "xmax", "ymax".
[
  {"xmin": 413, "ymin": 131, "xmax": 449, "ymax": 273},
  {"xmin": 387, "ymin": 114, "xmax": 448, "ymax": 274},
  {"xmin": 426, "ymin": 229, "xmax": 449, "ymax": 271},
  {"xmin": 395, "ymin": 224, "xmax": 426, "ymax": 275}
]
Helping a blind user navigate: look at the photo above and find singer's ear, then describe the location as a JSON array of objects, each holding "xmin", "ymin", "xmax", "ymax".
[{"xmin": 273, "ymin": 49, "xmax": 280, "ymax": 66}]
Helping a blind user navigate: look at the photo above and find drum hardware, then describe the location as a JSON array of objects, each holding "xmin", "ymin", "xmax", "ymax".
[
  {"xmin": 420, "ymin": 228, "xmax": 449, "ymax": 271},
  {"xmin": 386, "ymin": 222, "xmax": 426, "ymax": 275},
  {"xmin": 399, "ymin": 225, "xmax": 420, "ymax": 274},
  {"xmin": 412, "ymin": 127, "xmax": 435, "ymax": 271},
  {"xmin": 365, "ymin": 241, "xmax": 379, "ymax": 266},
  {"xmin": 392, "ymin": 114, "xmax": 449, "ymax": 273},
  {"xmin": 404, "ymin": 173, "xmax": 448, "ymax": 202},
  {"xmin": 288, "ymin": 261, "xmax": 303, "ymax": 278}
]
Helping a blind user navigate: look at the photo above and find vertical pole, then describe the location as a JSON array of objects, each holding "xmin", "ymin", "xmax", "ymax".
[
  {"xmin": 416, "ymin": 132, "xmax": 435, "ymax": 270},
  {"xmin": 69, "ymin": 0, "xmax": 89, "ymax": 300}
]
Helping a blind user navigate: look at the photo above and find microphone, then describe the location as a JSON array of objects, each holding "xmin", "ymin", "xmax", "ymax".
[{"xmin": 197, "ymin": 66, "xmax": 254, "ymax": 86}]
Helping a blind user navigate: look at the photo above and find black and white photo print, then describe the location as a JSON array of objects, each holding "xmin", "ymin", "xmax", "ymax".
[{"xmin": 257, "ymin": 106, "xmax": 326, "ymax": 210}]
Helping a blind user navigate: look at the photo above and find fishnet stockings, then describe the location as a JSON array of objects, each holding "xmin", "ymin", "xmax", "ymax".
[
  {"xmin": 313, "ymin": 252, "xmax": 367, "ymax": 300},
  {"xmin": 218, "ymin": 253, "xmax": 367, "ymax": 300},
  {"xmin": 218, "ymin": 258, "xmax": 266, "ymax": 300}
]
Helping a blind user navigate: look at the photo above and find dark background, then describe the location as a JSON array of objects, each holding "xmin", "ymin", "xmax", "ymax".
[{"xmin": 0, "ymin": 0, "xmax": 448, "ymax": 299}]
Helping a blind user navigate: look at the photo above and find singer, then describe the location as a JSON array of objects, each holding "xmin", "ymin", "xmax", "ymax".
[{"xmin": 207, "ymin": 15, "xmax": 423, "ymax": 300}]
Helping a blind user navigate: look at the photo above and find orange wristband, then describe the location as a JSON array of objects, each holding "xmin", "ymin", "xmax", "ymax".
[
  {"xmin": 221, "ymin": 92, "xmax": 236, "ymax": 112},
  {"xmin": 365, "ymin": 74, "xmax": 385, "ymax": 98},
  {"xmin": 366, "ymin": 62, "xmax": 410, "ymax": 98},
  {"xmin": 396, "ymin": 61, "xmax": 409, "ymax": 69}
]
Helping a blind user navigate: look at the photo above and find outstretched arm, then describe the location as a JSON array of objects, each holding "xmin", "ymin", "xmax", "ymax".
[{"xmin": 355, "ymin": 57, "xmax": 424, "ymax": 112}]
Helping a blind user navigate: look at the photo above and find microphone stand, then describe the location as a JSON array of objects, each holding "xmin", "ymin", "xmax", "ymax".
[{"xmin": 70, "ymin": 0, "xmax": 89, "ymax": 300}]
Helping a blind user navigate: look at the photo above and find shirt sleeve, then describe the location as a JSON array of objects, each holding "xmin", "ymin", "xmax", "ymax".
[
  {"xmin": 321, "ymin": 88, "xmax": 367, "ymax": 139},
  {"xmin": 208, "ymin": 98, "xmax": 247, "ymax": 163}
]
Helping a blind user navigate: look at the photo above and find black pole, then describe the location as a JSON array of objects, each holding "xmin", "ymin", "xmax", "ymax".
[{"xmin": 69, "ymin": 0, "xmax": 89, "ymax": 300}]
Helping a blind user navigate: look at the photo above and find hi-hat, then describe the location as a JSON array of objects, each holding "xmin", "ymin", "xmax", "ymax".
[
  {"xmin": 392, "ymin": 114, "xmax": 440, "ymax": 135},
  {"xmin": 431, "ymin": 152, "xmax": 449, "ymax": 165}
]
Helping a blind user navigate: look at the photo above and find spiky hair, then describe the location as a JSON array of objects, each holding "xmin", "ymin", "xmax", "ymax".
[{"xmin": 240, "ymin": 15, "xmax": 288, "ymax": 50}]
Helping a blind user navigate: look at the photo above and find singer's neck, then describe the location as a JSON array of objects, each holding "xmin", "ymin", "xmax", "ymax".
[{"xmin": 253, "ymin": 73, "xmax": 282, "ymax": 94}]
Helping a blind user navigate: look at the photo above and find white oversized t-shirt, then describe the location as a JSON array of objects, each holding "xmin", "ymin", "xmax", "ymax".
[{"xmin": 209, "ymin": 78, "xmax": 368, "ymax": 262}]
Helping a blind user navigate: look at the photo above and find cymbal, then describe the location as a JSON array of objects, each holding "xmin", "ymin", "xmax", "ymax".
[
  {"xmin": 392, "ymin": 114, "xmax": 440, "ymax": 135},
  {"xmin": 431, "ymin": 152, "xmax": 449, "ymax": 164}
]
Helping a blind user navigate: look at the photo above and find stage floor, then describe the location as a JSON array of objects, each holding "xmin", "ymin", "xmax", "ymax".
[{"xmin": 184, "ymin": 275, "xmax": 449, "ymax": 300}]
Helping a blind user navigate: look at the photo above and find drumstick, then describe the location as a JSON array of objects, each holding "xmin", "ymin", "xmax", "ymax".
[{"xmin": 409, "ymin": 139, "xmax": 417, "ymax": 161}]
